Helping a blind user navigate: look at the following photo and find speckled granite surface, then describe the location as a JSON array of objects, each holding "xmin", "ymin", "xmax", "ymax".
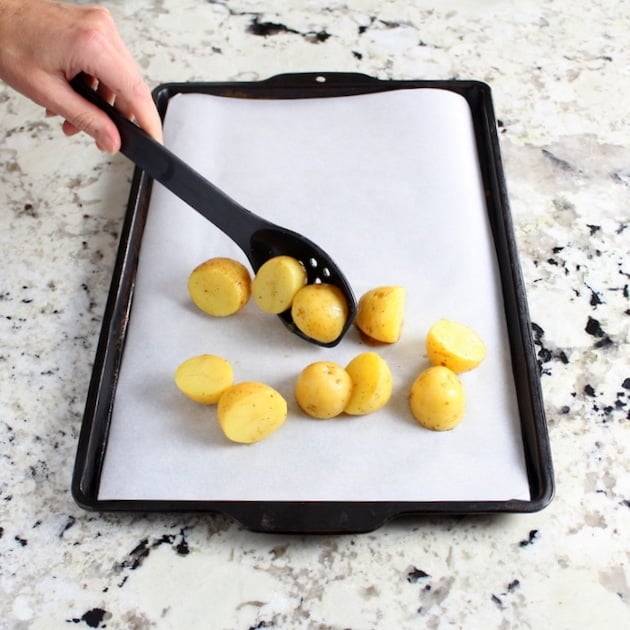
[{"xmin": 1, "ymin": 1, "xmax": 628, "ymax": 628}]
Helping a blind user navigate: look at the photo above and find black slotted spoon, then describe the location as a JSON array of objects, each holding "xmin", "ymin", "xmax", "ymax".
[{"xmin": 71, "ymin": 76, "xmax": 356, "ymax": 347}]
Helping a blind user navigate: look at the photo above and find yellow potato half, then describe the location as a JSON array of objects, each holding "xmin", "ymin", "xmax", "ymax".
[
  {"xmin": 344, "ymin": 352, "xmax": 393, "ymax": 415},
  {"xmin": 217, "ymin": 382, "xmax": 287, "ymax": 444},
  {"xmin": 252, "ymin": 255, "xmax": 307, "ymax": 314},
  {"xmin": 174, "ymin": 354, "xmax": 234, "ymax": 405},
  {"xmin": 355, "ymin": 286, "xmax": 405, "ymax": 343},
  {"xmin": 291, "ymin": 283, "xmax": 349, "ymax": 344},
  {"xmin": 409, "ymin": 366, "xmax": 465, "ymax": 431},
  {"xmin": 426, "ymin": 319, "xmax": 486, "ymax": 373},
  {"xmin": 295, "ymin": 361, "xmax": 352, "ymax": 419},
  {"xmin": 188, "ymin": 257, "xmax": 251, "ymax": 317}
]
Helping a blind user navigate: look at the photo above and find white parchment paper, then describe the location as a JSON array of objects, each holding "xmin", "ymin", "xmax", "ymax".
[{"xmin": 98, "ymin": 88, "xmax": 530, "ymax": 502}]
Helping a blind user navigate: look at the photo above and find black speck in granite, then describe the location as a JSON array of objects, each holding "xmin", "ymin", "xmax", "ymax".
[
  {"xmin": 519, "ymin": 529, "xmax": 539, "ymax": 547},
  {"xmin": 68, "ymin": 608, "xmax": 110, "ymax": 628},
  {"xmin": 531, "ymin": 322, "xmax": 569, "ymax": 374},
  {"xmin": 507, "ymin": 579, "xmax": 521, "ymax": 592},
  {"xmin": 306, "ymin": 30, "xmax": 331, "ymax": 43},
  {"xmin": 246, "ymin": 16, "xmax": 330, "ymax": 43},
  {"xmin": 248, "ymin": 17, "xmax": 297, "ymax": 37},
  {"xmin": 358, "ymin": 17, "xmax": 376, "ymax": 34},
  {"xmin": 14, "ymin": 535, "xmax": 27, "ymax": 546},
  {"xmin": 491, "ymin": 593, "xmax": 503, "ymax": 608},
  {"xmin": 175, "ymin": 529, "xmax": 190, "ymax": 556},
  {"xmin": 407, "ymin": 567, "xmax": 430, "ymax": 583},
  {"xmin": 17, "ymin": 202, "xmax": 38, "ymax": 219},
  {"xmin": 120, "ymin": 538, "xmax": 151, "ymax": 572},
  {"xmin": 117, "ymin": 533, "xmax": 192, "ymax": 583},
  {"xmin": 585, "ymin": 316, "xmax": 607, "ymax": 338},
  {"xmin": 379, "ymin": 19, "xmax": 402, "ymax": 28},
  {"xmin": 588, "ymin": 286, "xmax": 603, "ymax": 306},
  {"xmin": 60, "ymin": 515, "xmax": 76, "ymax": 538},
  {"xmin": 585, "ymin": 316, "xmax": 615, "ymax": 348}
]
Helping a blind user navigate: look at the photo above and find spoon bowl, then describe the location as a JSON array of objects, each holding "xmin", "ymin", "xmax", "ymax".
[{"xmin": 72, "ymin": 76, "xmax": 356, "ymax": 346}]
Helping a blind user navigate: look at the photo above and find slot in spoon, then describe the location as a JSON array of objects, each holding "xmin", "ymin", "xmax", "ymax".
[{"xmin": 71, "ymin": 75, "xmax": 356, "ymax": 347}]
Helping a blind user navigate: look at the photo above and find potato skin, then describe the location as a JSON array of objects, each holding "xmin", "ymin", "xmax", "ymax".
[
  {"xmin": 174, "ymin": 354, "xmax": 234, "ymax": 404},
  {"xmin": 252, "ymin": 255, "xmax": 307, "ymax": 314},
  {"xmin": 355, "ymin": 286, "xmax": 405, "ymax": 343},
  {"xmin": 426, "ymin": 319, "xmax": 486, "ymax": 373},
  {"xmin": 295, "ymin": 361, "xmax": 352, "ymax": 419},
  {"xmin": 344, "ymin": 352, "xmax": 393, "ymax": 415},
  {"xmin": 291, "ymin": 283, "xmax": 349, "ymax": 344},
  {"xmin": 188, "ymin": 257, "xmax": 251, "ymax": 317},
  {"xmin": 217, "ymin": 382, "xmax": 287, "ymax": 443},
  {"xmin": 409, "ymin": 366, "xmax": 465, "ymax": 431}
]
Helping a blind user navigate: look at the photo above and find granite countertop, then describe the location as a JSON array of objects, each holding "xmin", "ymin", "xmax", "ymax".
[{"xmin": 1, "ymin": 1, "xmax": 628, "ymax": 628}]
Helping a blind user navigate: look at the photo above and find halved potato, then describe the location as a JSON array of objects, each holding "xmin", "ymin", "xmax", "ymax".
[
  {"xmin": 295, "ymin": 361, "xmax": 352, "ymax": 419},
  {"xmin": 217, "ymin": 382, "xmax": 287, "ymax": 443},
  {"xmin": 344, "ymin": 352, "xmax": 393, "ymax": 415},
  {"xmin": 409, "ymin": 366, "xmax": 465, "ymax": 431},
  {"xmin": 174, "ymin": 354, "xmax": 234, "ymax": 405},
  {"xmin": 188, "ymin": 257, "xmax": 251, "ymax": 317},
  {"xmin": 426, "ymin": 319, "xmax": 486, "ymax": 373},
  {"xmin": 252, "ymin": 255, "xmax": 307, "ymax": 314},
  {"xmin": 291, "ymin": 283, "xmax": 349, "ymax": 344},
  {"xmin": 355, "ymin": 286, "xmax": 405, "ymax": 343}
]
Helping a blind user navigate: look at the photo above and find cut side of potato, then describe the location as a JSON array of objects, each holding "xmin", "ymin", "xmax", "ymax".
[
  {"xmin": 355, "ymin": 286, "xmax": 405, "ymax": 343},
  {"xmin": 426, "ymin": 318, "xmax": 486, "ymax": 373},
  {"xmin": 174, "ymin": 354, "xmax": 234, "ymax": 405},
  {"xmin": 217, "ymin": 382, "xmax": 287, "ymax": 443},
  {"xmin": 409, "ymin": 366, "xmax": 465, "ymax": 431},
  {"xmin": 188, "ymin": 257, "xmax": 251, "ymax": 317},
  {"xmin": 252, "ymin": 255, "xmax": 307, "ymax": 314},
  {"xmin": 291, "ymin": 283, "xmax": 349, "ymax": 344},
  {"xmin": 344, "ymin": 352, "xmax": 393, "ymax": 415},
  {"xmin": 295, "ymin": 361, "xmax": 352, "ymax": 419}
]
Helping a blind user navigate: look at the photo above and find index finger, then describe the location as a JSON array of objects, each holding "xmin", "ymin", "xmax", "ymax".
[{"xmin": 71, "ymin": 16, "xmax": 162, "ymax": 142}]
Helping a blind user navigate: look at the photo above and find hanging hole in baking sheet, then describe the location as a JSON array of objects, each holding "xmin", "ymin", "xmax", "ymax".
[{"xmin": 315, "ymin": 75, "xmax": 327, "ymax": 83}]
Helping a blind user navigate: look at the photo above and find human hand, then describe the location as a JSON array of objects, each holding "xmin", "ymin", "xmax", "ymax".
[{"xmin": 0, "ymin": 0, "xmax": 162, "ymax": 152}]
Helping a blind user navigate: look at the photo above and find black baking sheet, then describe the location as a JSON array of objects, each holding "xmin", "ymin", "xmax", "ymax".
[{"xmin": 72, "ymin": 73, "xmax": 553, "ymax": 533}]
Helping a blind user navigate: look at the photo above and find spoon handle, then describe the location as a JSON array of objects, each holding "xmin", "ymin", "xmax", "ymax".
[{"xmin": 70, "ymin": 75, "xmax": 268, "ymax": 254}]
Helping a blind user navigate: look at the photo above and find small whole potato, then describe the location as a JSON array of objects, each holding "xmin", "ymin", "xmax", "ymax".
[
  {"xmin": 291, "ymin": 283, "xmax": 349, "ymax": 344},
  {"xmin": 174, "ymin": 354, "xmax": 234, "ymax": 404},
  {"xmin": 188, "ymin": 257, "xmax": 251, "ymax": 317},
  {"xmin": 409, "ymin": 366, "xmax": 465, "ymax": 431},
  {"xmin": 217, "ymin": 382, "xmax": 287, "ymax": 443},
  {"xmin": 344, "ymin": 352, "xmax": 393, "ymax": 415},
  {"xmin": 252, "ymin": 255, "xmax": 307, "ymax": 314},
  {"xmin": 355, "ymin": 286, "xmax": 405, "ymax": 343},
  {"xmin": 295, "ymin": 361, "xmax": 352, "ymax": 419},
  {"xmin": 426, "ymin": 318, "xmax": 486, "ymax": 373}
]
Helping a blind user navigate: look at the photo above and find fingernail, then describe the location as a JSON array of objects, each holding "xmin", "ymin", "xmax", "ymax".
[{"xmin": 96, "ymin": 140, "xmax": 115, "ymax": 154}]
